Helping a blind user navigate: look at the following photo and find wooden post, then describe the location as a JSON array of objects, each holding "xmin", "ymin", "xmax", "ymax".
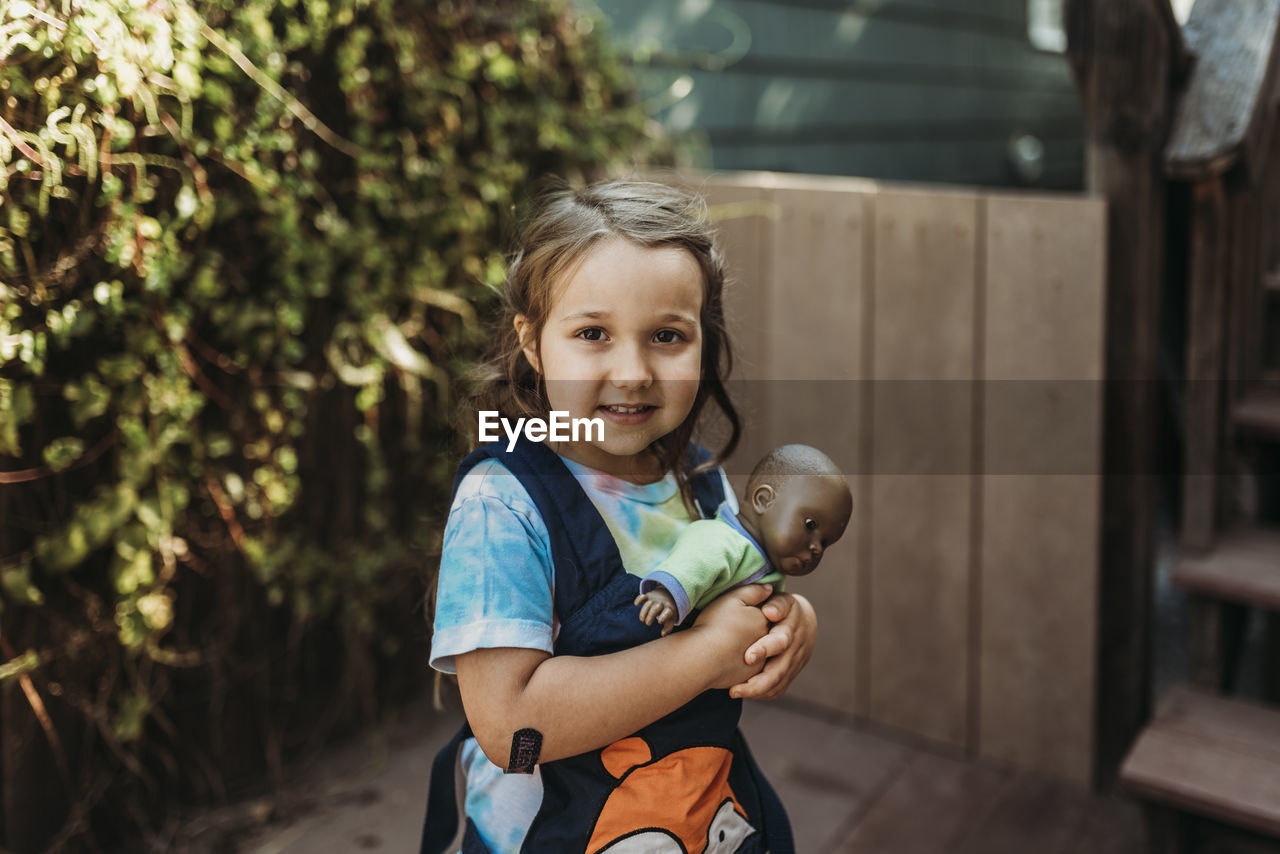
[
  {"xmin": 1186, "ymin": 596, "xmax": 1249, "ymax": 692},
  {"xmin": 1065, "ymin": 0, "xmax": 1184, "ymax": 787},
  {"xmin": 1182, "ymin": 179, "xmax": 1229, "ymax": 550},
  {"xmin": 1264, "ymin": 612, "xmax": 1280, "ymax": 703}
]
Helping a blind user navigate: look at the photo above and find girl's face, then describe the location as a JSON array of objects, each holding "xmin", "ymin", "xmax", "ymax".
[{"xmin": 517, "ymin": 237, "xmax": 704, "ymax": 482}]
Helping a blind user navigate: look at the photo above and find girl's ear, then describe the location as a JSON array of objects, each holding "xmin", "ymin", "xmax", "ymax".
[
  {"xmin": 750, "ymin": 483, "xmax": 776, "ymax": 515},
  {"xmin": 514, "ymin": 314, "xmax": 541, "ymax": 374}
]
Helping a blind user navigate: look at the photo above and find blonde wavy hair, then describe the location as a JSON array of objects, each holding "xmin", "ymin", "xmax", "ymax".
[{"xmin": 466, "ymin": 178, "xmax": 741, "ymax": 509}]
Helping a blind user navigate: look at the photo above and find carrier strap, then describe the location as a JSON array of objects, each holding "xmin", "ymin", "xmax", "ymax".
[
  {"xmin": 419, "ymin": 722, "xmax": 473, "ymax": 854},
  {"xmin": 735, "ymin": 728, "xmax": 796, "ymax": 853},
  {"xmin": 448, "ymin": 440, "xmax": 723, "ymax": 623}
]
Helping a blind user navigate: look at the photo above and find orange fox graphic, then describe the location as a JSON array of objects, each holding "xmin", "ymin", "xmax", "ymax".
[{"xmin": 587, "ymin": 737, "xmax": 757, "ymax": 854}]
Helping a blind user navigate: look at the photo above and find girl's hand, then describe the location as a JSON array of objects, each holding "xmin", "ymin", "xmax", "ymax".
[
  {"xmin": 729, "ymin": 591, "xmax": 817, "ymax": 700},
  {"xmin": 690, "ymin": 583, "xmax": 773, "ymax": 690}
]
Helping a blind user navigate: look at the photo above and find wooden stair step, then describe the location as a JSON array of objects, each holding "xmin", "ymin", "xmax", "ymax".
[
  {"xmin": 1173, "ymin": 528, "xmax": 1280, "ymax": 610},
  {"xmin": 1120, "ymin": 684, "xmax": 1280, "ymax": 837},
  {"xmin": 1236, "ymin": 388, "xmax": 1280, "ymax": 439}
]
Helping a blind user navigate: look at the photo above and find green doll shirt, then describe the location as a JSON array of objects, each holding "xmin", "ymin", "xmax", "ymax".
[{"xmin": 638, "ymin": 501, "xmax": 785, "ymax": 626}]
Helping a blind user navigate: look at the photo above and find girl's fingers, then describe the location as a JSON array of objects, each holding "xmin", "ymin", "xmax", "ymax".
[
  {"xmin": 730, "ymin": 583, "xmax": 773, "ymax": 607},
  {"xmin": 760, "ymin": 590, "xmax": 794, "ymax": 623},
  {"xmin": 744, "ymin": 624, "xmax": 791, "ymax": 665},
  {"xmin": 732, "ymin": 593, "xmax": 817, "ymax": 699},
  {"xmin": 729, "ymin": 661, "xmax": 785, "ymax": 700},
  {"xmin": 733, "ymin": 644, "xmax": 803, "ymax": 699}
]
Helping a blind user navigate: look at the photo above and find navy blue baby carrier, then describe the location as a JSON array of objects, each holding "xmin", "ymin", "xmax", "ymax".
[{"xmin": 420, "ymin": 437, "xmax": 794, "ymax": 853}]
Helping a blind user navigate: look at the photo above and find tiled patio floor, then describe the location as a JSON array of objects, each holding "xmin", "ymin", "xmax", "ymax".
[
  {"xmin": 236, "ymin": 687, "xmax": 1144, "ymax": 854},
  {"xmin": 742, "ymin": 701, "xmax": 1142, "ymax": 853}
]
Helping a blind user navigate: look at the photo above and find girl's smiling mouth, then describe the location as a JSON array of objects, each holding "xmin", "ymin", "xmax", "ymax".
[{"xmin": 598, "ymin": 403, "xmax": 658, "ymax": 425}]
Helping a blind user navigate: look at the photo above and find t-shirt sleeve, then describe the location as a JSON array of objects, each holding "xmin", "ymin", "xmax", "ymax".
[
  {"xmin": 640, "ymin": 521, "xmax": 752, "ymax": 625},
  {"xmin": 429, "ymin": 458, "xmax": 555, "ymax": 675}
]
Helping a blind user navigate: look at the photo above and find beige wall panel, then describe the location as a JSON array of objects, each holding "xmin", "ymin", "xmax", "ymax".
[
  {"xmin": 980, "ymin": 194, "xmax": 1106, "ymax": 786},
  {"xmin": 868, "ymin": 189, "xmax": 979, "ymax": 748},
  {"xmin": 663, "ymin": 174, "xmax": 1109, "ymax": 783},
  {"xmin": 760, "ymin": 187, "xmax": 871, "ymax": 714},
  {"xmin": 978, "ymin": 476, "xmax": 1100, "ymax": 786},
  {"xmin": 694, "ymin": 179, "xmax": 772, "ymax": 468},
  {"xmin": 983, "ymin": 195, "xmax": 1106, "ymax": 381}
]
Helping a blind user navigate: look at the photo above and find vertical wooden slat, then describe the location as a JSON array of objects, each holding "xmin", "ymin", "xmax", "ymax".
[
  {"xmin": 1225, "ymin": 186, "xmax": 1263, "ymax": 526},
  {"xmin": 867, "ymin": 188, "xmax": 978, "ymax": 749},
  {"xmin": 857, "ymin": 187, "xmax": 877, "ymax": 721},
  {"xmin": 1186, "ymin": 597, "xmax": 1250, "ymax": 692},
  {"xmin": 699, "ymin": 176, "xmax": 773, "ymax": 467},
  {"xmin": 1229, "ymin": 187, "xmax": 1263, "ymax": 410},
  {"xmin": 1182, "ymin": 179, "xmax": 1229, "ymax": 552},
  {"xmin": 758, "ymin": 184, "xmax": 870, "ymax": 715},
  {"xmin": 967, "ymin": 196, "xmax": 987, "ymax": 754},
  {"xmin": 981, "ymin": 193, "xmax": 1106, "ymax": 786},
  {"xmin": 1264, "ymin": 613, "xmax": 1280, "ymax": 703},
  {"xmin": 1067, "ymin": 0, "xmax": 1179, "ymax": 785}
]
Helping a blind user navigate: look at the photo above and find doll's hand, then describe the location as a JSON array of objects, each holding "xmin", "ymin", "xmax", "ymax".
[
  {"xmin": 729, "ymin": 591, "xmax": 816, "ymax": 700},
  {"xmin": 635, "ymin": 589, "xmax": 678, "ymax": 637}
]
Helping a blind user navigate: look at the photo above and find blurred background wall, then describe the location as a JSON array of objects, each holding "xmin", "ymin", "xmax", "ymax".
[{"xmin": 578, "ymin": 0, "xmax": 1087, "ymax": 188}]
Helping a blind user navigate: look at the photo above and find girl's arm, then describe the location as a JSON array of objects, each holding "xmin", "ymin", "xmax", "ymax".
[
  {"xmin": 455, "ymin": 583, "xmax": 773, "ymax": 768},
  {"xmin": 730, "ymin": 591, "xmax": 817, "ymax": 700}
]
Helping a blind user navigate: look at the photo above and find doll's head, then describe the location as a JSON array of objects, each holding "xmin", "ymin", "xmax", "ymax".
[{"xmin": 741, "ymin": 444, "xmax": 852, "ymax": 576}]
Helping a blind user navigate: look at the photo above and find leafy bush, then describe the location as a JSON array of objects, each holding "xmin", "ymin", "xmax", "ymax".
[{"xmin": 0, "ymin": 0, "xmax": 664, "ymax": 848}]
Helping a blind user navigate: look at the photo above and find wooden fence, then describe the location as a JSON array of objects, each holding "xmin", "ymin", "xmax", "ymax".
[{"xmin": 682, "ymin": 171, "xmax": 1107, "ymax": 787}]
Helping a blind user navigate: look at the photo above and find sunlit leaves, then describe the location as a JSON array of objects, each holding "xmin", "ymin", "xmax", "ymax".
[
  {"xmin": 1, "ymin": 0, "xmax": 664, "ymax": 836},
  {"xmin": 41, "ymin": 436, "xmax": 85, "ymax": 471}
]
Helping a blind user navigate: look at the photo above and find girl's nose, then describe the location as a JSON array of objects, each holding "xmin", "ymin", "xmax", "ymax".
[
  {"xmin": 810, "ymin": 541, "xmax": 823, "ymax": 557},
  {"xmin": 609, "ymin": 343, "xmax": 654, "ymax": 390}
]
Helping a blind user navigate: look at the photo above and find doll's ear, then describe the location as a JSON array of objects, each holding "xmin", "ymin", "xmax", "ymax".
[
  {"xmin": 750, "ymin": 483, "xmax": 776, "ymax": 515},
  {"xmin": 514, "ymin": 315, "xmax": 541, "ymax": 374}
]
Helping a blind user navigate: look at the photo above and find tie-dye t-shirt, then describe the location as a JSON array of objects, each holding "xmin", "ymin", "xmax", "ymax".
[
  {"xmin": 639, "ymin": 504, "xmax": 781, "ymax": 627},
  {"xmin": 429, "ymin": 453, "xmax": 737, "ymax": 853}
]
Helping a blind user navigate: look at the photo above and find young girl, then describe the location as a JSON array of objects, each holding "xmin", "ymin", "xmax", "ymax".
[{"xmin": 424, "ymin": 180, "xmax": 817, "ymax": 854}]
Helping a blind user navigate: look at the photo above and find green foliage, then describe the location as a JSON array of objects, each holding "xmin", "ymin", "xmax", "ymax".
[{"xmin": 0, "ymin": 0, "xmax": 664, "ymax": 846}]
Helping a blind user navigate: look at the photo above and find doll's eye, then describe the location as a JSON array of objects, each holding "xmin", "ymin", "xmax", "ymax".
[
  {"xmin": 653, "ymin": 329, "xmax": 681, "ymax": 344},
  {"xmin": 578, "ymin": 327, "xmax": 605, "ymax": 341},
  {"xmin": 805, "ymin": 518, "xmax": 817, "ymax": 531}
]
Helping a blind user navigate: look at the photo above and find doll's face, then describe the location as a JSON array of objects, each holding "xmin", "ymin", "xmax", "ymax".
[{"xmin": 750, "ymin": 475, "xmax": 852, "ymax": 576}]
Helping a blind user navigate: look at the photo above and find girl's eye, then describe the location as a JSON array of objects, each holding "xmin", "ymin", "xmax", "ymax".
[
  {"xmin": 577, "ymin": 327, "xmax": 605, "ymax": 342},
  {"xmin": 805, "ymin": 518, "xmax": 817, "ymax": 531},
  {"xmin": 653, "ymin": 329, "xmax": 682, "ymax": 344}
]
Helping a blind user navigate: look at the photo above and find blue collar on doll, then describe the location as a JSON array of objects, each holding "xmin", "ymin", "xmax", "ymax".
[{"xmin": 714, "ymin": 501, "xmax": 771, "ymax": 571}]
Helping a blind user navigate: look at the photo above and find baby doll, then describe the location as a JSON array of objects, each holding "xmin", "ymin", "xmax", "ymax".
[{"xmin": 635, "ymin": 444, "xmax": 853, "ymax": 636}]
